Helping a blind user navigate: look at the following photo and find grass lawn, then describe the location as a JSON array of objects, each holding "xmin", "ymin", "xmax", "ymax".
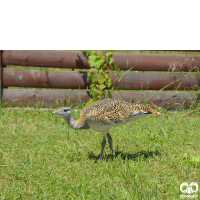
[{"xmin": 0, "ymin": 106, "xmax": 200, "ymax": 199}]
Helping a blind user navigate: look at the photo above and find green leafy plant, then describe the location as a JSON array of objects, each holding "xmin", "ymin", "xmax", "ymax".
[{"xmin": 83, "ymin": 50, "xmax": 120, "ymax": 105}]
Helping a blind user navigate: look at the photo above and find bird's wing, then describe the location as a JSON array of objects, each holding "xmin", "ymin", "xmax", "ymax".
[{"xmin": 80, "ymin": 98, "xmax": 148, "ymax": 124}]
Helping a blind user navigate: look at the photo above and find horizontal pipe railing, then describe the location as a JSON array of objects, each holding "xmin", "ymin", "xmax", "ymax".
[
  {"xmin": 2, "ymin": 89, "xmax": 195, "ymax": 108},
  {"xmin": 3, "ymin": 68, "xmax": 197, "ymax": 90},
  {"xmin": 2, "ymin": 50, "xmax": 200, "ymax": 72},
  {"xmin": 1, "ymin": 50, "xmax": 200, "ymax": 108}
]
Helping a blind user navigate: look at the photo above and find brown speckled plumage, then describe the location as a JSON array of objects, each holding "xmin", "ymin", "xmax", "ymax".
[{"xmin": 80, "ymin": 98, "xmax": 158, "ymax": 124}]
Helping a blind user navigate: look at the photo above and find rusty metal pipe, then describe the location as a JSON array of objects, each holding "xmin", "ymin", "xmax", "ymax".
[
  {"xmin": 2, "ymin": 50, "xmax": 200, "ymax": 72},
  {"xmin": 3, "ymin": 68, "xmax": 198, "ymax": 90},
  {"xmin": 3, "ymin": 88, "xmax": 195, "ymax": 109},
  {"xmin": 2, "ymin": 50, "xmax": 90, "ymax": 69},
  {"xmin": 2, "ymin": 89, "xmax": 90, "ymax": 107},
  {"xmin": 109, "ymin": 91, "xmax": 195, "ymax": 108},
  {"xmin": 3, "ymin": 68, "xmax": 88, "ymax": 89}
]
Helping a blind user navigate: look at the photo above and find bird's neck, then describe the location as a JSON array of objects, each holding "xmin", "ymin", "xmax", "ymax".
[{"xmin": 62, "ymin": 114, "xmax": 89, "ymax": 130}]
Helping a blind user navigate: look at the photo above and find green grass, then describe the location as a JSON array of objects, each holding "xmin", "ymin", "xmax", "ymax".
[{"xmin": 0, "ymin": 106, "xmax": 200, "ymax": 199}]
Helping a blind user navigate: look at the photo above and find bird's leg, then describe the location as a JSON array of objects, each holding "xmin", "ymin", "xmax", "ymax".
[
  {"xmin": 100, "ymin": 136, "xmax": 106, "ymax": 159},
  {"xmin": 107, "ymin": 133, "xmax": 114, "ymax": 158}
]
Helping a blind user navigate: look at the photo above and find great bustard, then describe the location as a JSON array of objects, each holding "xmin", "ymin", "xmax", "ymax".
[{"xmin": 52, "ymin": 98, "xmax": 161, "ymax": 158}]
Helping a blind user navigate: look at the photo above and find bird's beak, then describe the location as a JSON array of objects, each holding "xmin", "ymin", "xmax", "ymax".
[
  {"xmin": 156, "ymin": 112, "xmax": 161, "ymax": 115},
  {"xmin": 52, "ymin": 111, "xmax": 57, "ymax": 115}
]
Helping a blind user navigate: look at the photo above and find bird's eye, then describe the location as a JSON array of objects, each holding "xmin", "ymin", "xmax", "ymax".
[{"xmin": 64, "ymin": 109, "xmax": 68, "ymax": 112}]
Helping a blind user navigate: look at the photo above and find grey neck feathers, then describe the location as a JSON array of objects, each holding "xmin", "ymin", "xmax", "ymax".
[{"xmin": 61, "ymin": 114, "xmax": 89, "ymax": 130}]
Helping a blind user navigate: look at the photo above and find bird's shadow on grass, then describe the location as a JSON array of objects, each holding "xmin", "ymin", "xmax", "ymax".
[{"xmin": 88, "ymin": 149, "xmax": 161, "ymax": 162}]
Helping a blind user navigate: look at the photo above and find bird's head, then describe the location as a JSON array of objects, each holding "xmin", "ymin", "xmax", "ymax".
[{"xmin": 52, "ymin": 107, "xmax": 72, "ymax": 118}]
